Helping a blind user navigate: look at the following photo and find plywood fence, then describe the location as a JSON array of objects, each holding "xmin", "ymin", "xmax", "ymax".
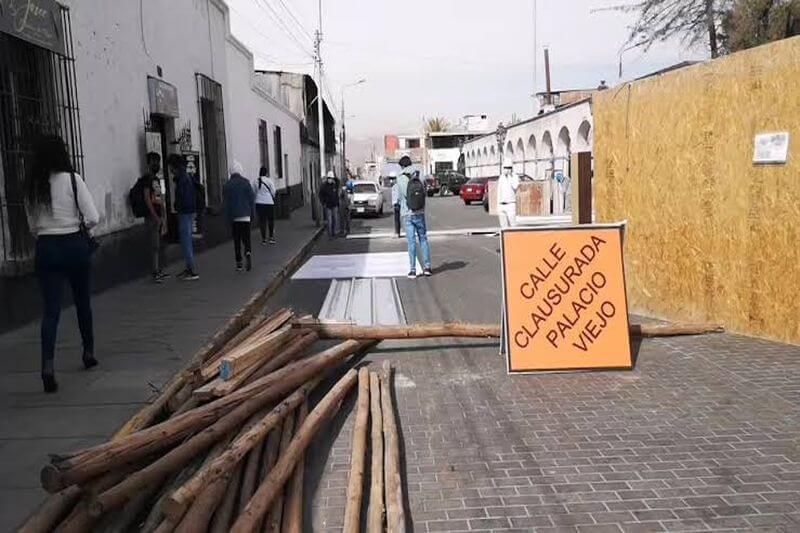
[{"xmin": 593, "ymin": 36, "xmax": 800, "ymax": 345}]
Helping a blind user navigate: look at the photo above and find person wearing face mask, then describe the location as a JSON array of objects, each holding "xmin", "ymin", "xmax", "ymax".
[{"xmin": 496, "ymin": 160, "xmax": 519, "ymax": 228}]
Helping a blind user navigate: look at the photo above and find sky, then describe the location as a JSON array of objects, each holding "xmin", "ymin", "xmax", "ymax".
[{"xmin": 227, "ymin": 0, "xmax": 707, "ymax": 165}]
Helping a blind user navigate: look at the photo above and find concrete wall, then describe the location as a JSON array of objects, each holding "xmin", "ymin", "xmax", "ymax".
[
  {"xmin": 224, "ymin": 37, "xmax": 302, "ymax": 192},
  {"xmin": 463, "ymin": 101, "xmax": 593, "ymax": 180},
  {"xmin": 60, "ymin": 0, "xmax": 230, "ymax": 236},
  {"xmin": 594, "ymin": 36, "xmax": 800, "ymax": 345}
]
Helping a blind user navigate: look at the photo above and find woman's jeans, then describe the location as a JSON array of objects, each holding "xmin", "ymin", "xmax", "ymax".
[
  {"xmin": 35, "ymin": 232, "xmax": 94, "ymax": 372},
  {"xmin": 178, "ymin": 213, "xmax": 196, "ymax": 271},
  {"xmin": 256, "ymin": 203, "xmax": 275, "ymax": 240}
]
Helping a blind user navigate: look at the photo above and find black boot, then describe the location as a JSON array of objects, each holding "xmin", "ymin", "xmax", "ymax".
[
  {"xmin": 42, "ymin": 373, "xmax": 58, "ymax": 393},
  {"xmin": 82, "ymin": 350, "xmax": 98, "ymax": 370}
]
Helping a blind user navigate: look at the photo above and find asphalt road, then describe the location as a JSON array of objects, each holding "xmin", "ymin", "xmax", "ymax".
[{"xmin": 348, "ymin": 191, "xmax": 498, "ymax": 236}]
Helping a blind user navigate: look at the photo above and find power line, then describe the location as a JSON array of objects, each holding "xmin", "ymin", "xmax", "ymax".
[
  {"xmin": 229, "ymin": 2, "xmax": 314, "ymax": 60},
  {"xmin": 273, "ymin": 0, "xmax": 312, "ymax": 40},
  {"xmin": 249, "ymin": 0, "xmax": 315, "ymax": 58}
]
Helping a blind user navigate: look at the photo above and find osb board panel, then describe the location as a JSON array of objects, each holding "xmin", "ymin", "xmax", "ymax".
[
  {"xmin": 594, "ymin": 36, "xmax": 800, "ymax": 345},
  {"xmin": 517, "ymin": 181, "xmax": 545, "ymax": 216}
]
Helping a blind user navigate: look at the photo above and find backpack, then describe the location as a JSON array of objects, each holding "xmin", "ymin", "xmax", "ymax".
[
  {"xmin": 406, "ymin": 175, "xmax": 426, "ymax": 211},
  {"xmin": 129, "ymin": 177, "xmax": 149, "ymax": 218}
]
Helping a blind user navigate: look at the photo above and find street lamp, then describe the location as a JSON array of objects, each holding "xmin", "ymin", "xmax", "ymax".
[
  {"xmin": 495, "ymin": 122, "xmax": 507, "ymax": 175},
  {"xmin": 341, "ymin": 78, "xmax": 366, "ymax": 180}
]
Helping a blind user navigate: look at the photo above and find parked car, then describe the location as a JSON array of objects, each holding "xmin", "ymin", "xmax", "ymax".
[
  {"xmin": 349, "ymin": 180, "xmax": 384, "ymax": 216},
  {"xmin": 436, "ymin": 171, "xmax": 468, "ymax": 195},
  {"xmin": 424, "ymin": 175, "xmax": 440, "ymax": 196},
  {"xmin": 460, "ymin": 177, "xmax": 488, "ymax": 205}
]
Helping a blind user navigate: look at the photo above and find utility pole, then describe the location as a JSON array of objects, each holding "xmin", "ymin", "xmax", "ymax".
[
  {"xmin": 532, "ymin": 0, "xmax": 538, "ymax": 113},
  {"xmin": 341, "ymin": 98, "xmax": 346, "ymax": 181},
  {"xmin": 315, "ymin": 0, "xmax": 326, "ymax": 181}
]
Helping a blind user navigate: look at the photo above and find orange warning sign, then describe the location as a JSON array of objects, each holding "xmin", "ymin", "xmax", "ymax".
[{"xmin": 501, "ymin": 224, "xmax": 632, "ymax": 373}]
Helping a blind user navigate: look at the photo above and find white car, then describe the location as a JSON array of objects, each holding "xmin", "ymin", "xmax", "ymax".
[{"xmin": 349, "ymin": 180, "xmax": 384, "ymax": 216}]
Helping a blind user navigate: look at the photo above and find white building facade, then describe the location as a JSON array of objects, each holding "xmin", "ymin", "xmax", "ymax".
[{"xmin": 463, "ymin": 100, "xmax": 593, "ymax": 181}]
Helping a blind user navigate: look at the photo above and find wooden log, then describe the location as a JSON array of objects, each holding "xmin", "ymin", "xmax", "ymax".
[
  {"xmin": 280, "ymin": 401, "xmax": 308, "ymax": 533},
  {"xmin": 195, "ymin": 331, "xmax": 316, "ymax": 400},
  {"xmin": 89, "ymin": 371, "xmax": 313, "ymax": 517},
  {"xmin": 366, "ymin": 372, "xmax": 384, "ymax": 533},
  {"xmin": 630, "ymin": 322, "xmax": 724, "ymax": 337},
  {"xmin": 295, "ymin": 320, "xmax": 501, "ymax": 339},
  {"xmin": 237, "ymin": 439, "xmax": 266, "ymax": 516},
  {"xmin": 264, "ymin": 412, "xmax": 297, "ymax": 533},
  {"xmin": 46, "ymin": 340, "xmax": 369, "ymax": 492},
  {"xmin": 342, "ymin": 368, "xmax": 371, "ymax": 533},
  {"xmin": 253, "ymin": 425, "xmax": 282, "ymax": 531},
  {"xmin": 17, "ymin": 486, "xmax": 82, "ymax": 533},
  {"xmin": 174, "ymin": 469, "xmax": 234, "ymax": 533},
  {"xmin": 380, "ymin": 362, "xmax": 406, "ymax": 532},
  {"xmin": 163, "ymin": 379, "xmax": 320, "ymax": 522},
  {"xmin": 231, "ymin": 369, "xmax": 361, "ymax": 533},
  {"xmin": 208, "ymin": 461, "xmax": 243, "ymax": 533},
  {"xmin": 140, "ymin": 454, "xmax": 206, "ymax": 533}
]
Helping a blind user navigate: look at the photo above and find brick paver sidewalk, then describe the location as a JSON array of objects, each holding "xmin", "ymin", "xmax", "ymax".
[
  {"xmin": 310, "ymin": 334, "xmax": 800, "ymax": 532},
  {"xmin": 0, "ymin": 207, "xmax": 320, "ymax": 530}
]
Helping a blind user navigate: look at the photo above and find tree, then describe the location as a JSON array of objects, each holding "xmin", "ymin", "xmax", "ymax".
[
  {"xmin": 424, "ymin": 117, "xmax": 451, "ymax": 133},
  {"xmin": 722, "ymin": 0, "xmax": 800, "ymax": 52},
  {"xmin": 625, "ymin": 0, "xmax": 730, "ymax": 58}
]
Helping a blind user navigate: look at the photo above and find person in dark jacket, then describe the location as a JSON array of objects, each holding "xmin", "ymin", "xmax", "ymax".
[
  {"xmin": 169, "ymin": 153, "xmax": 199, "ymax": 280},
  {"xmin": 319, "ymin": 171, "xmax": 340, "ymax": 239},
  {"xmin": 224, "ymin": 161, "xmax": 256, "ymax": 272}
]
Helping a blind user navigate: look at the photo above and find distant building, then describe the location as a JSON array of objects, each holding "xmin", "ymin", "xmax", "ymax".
[{"xmin": 536, "ymin": 88, "xmax": 598, "ymax": 113}]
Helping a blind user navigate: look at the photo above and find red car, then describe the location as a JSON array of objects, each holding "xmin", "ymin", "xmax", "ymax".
[{"xmin": 460, "ymin": 177, "xmax": 487, "ymax": 205}]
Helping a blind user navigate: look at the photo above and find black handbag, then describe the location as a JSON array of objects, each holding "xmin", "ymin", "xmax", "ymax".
[{"xmin": 70, "ymin": 172, "xmax": 100, "ymax": 254}]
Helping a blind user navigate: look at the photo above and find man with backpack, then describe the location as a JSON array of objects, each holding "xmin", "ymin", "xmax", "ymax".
[
  {"xmin": 393, "ymin": 156, "xmax": 432, "ymax": 278},
  {"xmin": 130, "ymin": 152, "xmax": 169, "ymax": 283}
]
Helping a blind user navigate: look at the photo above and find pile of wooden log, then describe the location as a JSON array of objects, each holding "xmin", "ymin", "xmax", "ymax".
[
  {"xmin": 341, "ymin": 362, "xmax": 405, "ymax": 533},
  {"xmin": 22, "ymin": 308, "xmax": 378, "ymax": 533}
]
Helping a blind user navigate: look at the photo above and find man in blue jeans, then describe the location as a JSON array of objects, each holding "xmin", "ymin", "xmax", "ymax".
[
  {"xmin": 169, "ymin": 154, "xmax": 199, "ymax": 280},
  {"xmin": 393, "ymin": 156, "xmax": 432, "ymax": 278}
]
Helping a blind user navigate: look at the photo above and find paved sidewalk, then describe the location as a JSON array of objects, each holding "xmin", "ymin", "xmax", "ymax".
[{"xmin": 0, "ymin": 206, "xmax": 320, "ymax": 530}]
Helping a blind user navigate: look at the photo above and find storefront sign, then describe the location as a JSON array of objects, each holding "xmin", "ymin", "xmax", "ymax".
[
  {"xmin": 0, "ymin": 0, "xmax": 65, "ymax": 55},
  {"xmin": 501, "ymin": 224, "xmax": 632, "ymax": 373},
  {"xmin": 148, "ymin": 77, "xmax": 180, "ymax": 118}
]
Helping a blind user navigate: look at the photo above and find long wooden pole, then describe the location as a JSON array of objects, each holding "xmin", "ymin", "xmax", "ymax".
[
  {"xmin": 380, "ymin": 362, "xmax": 406, "ymax": 532},
  {"xmin": 342, "ymin": 368, "xmax": 370, "ymax": 533},
  {"xmin": 231, "ymin": 369, "xmax": 360, "ymax": 533},
  {"xmin": 265, "ymin": 411, "xmax": 297, "ymax": 532},
  {"xmin": 296, "ymin": 320, "xmax": 724, "ymax": 340},
  {"xmin": 208, "ymin": 461, "xmax": 243, "ymax": 533},
  {"xmin": 280, "ymin": 401, "xmax": 308, "ymax": 533},
  {"xmin": 296, "ymin": 321, "xmax": 500, "ymax": 339},
  {"xmin": 162, "ymin": 378, "xmax": 322, "ymax": 521},
  {"xmin": 366, "ymin": 371, "xmax": 384, "ymax": 533},
  {"xmin": 45, "ymin": 340, "xmax": 369, "ymax": 492}
]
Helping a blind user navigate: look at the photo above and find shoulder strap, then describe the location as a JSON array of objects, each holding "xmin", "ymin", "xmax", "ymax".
[
  {"xmin": 260, "ymin": 178, "xmax": 275, "ymax": 201},
  {"xmin": 70, "ymin": 172, "xmax": 86, "ymax": 226}
]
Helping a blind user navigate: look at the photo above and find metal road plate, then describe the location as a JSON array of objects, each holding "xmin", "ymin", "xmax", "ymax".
[
  {"xmin": 318, "ymin": 278, "xmax": 406, "ymax": 326},
  {"xmin": 292, "ymin": 252, "xmax": 421, "ymax": 279}
]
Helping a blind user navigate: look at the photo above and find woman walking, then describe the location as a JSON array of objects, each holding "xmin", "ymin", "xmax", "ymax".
[
  {"xmin": 25, "ymin": 135, "xmax": 100, "ymax": 393},
  {"xmin": 254, "ymin": 166, "xmax": 276, "ymax": 244}
]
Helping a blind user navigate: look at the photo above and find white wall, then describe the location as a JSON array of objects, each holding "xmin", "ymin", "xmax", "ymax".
[
  {"xmin": 224, "ymin": 37, "xmax": 302, "ymax": 191},
  {"xmin": 463, "ymin": 100, "xmax": 593, "ymax": 180},
  {"xmin": 61, "ymin": 0, "xmax": 230, "ymax": 236},
  {"xmin": 427, "ymin": 147, "xmax": 460, "ymax": 173}
]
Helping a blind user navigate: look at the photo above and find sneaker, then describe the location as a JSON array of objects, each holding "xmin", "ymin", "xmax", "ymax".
[
  {"xmin": 245, "ymin": 253, "xmax": 252, "ymax": 272},
  {"xmin": 269, "ymin": 237, "xmax": 276, "ymax": 244},
  {"xmin": 156, "ymin": 270, "xmax": 171, "ymax": 282},
  {"xmin": 153, "ymin": 272, "xmax": 163, "ymax": 284},
  {"xmin": 407, "ymin": 271, "xmax": 417, "ymax": 279},
  {"xmin": 179, "ymin": 269, "xmax": 200, "ymax": 281},
  {"xmin": 423, "ymin": 268, "xmax": 433, "ymax": 277},
  {"xmin": 236, "ymin": 262, "xmax": 243, "ymax": 272},
  {"xmin": 261, "ymin": 239, "xmax": 267, "ymax": 246}
]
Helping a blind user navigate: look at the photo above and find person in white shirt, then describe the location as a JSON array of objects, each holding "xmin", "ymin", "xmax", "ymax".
[
  {"xmin": 254, "ymin": 166, "xmax": 277, "ymax": 245},
  {"xmin": 25, "ymin": 135, "xmax": 100, "ymax": 393},
  {"xmin": 496, "ymin": 160, "xmax": 520, "ymax": 228}
]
